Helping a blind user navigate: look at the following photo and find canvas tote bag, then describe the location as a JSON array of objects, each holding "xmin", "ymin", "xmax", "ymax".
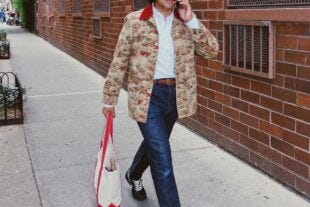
[{"xmin": 94, "ymin": 113, "xmax": 122, "ymax": 207}]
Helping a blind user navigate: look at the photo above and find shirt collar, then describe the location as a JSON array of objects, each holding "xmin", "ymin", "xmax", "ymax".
[
  {"xmin": 153, "ymin": 3, "xmax": 174, "ymax": 22},
  {"xmin": 139, "ymin": 3, "xmax": 183, "ymax": 22}
]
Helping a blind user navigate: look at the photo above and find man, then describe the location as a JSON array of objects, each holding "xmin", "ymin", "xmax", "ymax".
[
  {"xmin": 0, "ymin": 9, "xmax": 4, "ymax": 23},
  {"xmin": 102, "ymin": 0, "xmax": 218, "ymax": 206}
]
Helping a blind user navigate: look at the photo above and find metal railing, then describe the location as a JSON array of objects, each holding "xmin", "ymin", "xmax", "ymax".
[
  {"xmin": 0, "ymin": 72, "xmax": 24, "ymax": 125},
  {"xmin": 0, "ymin": 30, "xmax": 10, "ymax": 59},
  {"xmin": 0, "ymin": 30, "xmax": 6, "ymax": 41},
  {"xmin": 223, "ymin": 21, "xmax": 275, "ymax": 79},
  {"xmin": 0, "ymin": 40, "xmax": 10, "ymax": 59},
  {"xmin": 228, "ymin": 0, "xmax": 310, "ymax": 8}
]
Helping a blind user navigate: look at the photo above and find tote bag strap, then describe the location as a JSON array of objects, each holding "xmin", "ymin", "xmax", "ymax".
[
  {"xmin": 102, "ymin": 113, "xmax": 114, "ymax": 151},
  {"xmin": 96, "ymin": 113, "xmax": 114, "ymax": 203}
]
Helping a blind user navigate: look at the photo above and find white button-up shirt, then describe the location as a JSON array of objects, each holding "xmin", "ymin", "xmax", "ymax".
[{"xmin": 152, "ymin": 4, "xmax": 200, "ymax": 79}]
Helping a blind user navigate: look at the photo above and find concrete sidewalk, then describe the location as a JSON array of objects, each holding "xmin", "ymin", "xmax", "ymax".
[{"xmin": 0, "ymin": 25, "xmax": 308, "ymax": 207}]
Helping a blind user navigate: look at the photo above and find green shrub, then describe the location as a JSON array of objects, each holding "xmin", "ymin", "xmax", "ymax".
[
  {"xmin": 12, "ymin": 0, "xmax": 34, "ymax": 31},
  {"xmin": 0, "ymin": 85, "xmax": 20, "ymax": 106}
]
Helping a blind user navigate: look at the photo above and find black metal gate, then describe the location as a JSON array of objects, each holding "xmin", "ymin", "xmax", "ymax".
[
  {"xmin": 0, "ymin": 72, "xmax": 24, "ymax": 125},
  {"xmin": 0, "ymin": 30, "xmax": 10, "ymax": 59},
  {"xmin": 228, "ymin": 0, "xmax": 310, "ymax": 8}
]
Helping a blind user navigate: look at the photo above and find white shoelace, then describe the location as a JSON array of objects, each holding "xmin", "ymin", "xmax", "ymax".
[{"xmin": 132, "ymin": 179, "xmax": 143, "ymax": 191}]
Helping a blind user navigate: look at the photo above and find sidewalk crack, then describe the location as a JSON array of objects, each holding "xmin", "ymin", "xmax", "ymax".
[{"xmin": 22, "ymin": 126, "xmax": 44, "ymax": 207}]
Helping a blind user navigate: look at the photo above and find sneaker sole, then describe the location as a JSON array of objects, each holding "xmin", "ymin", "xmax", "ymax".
[{"xmin": 125, "ymin": 170, "xmax": 132, "ymax": 186}]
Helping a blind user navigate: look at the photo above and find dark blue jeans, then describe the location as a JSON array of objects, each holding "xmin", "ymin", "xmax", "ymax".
[{"xmin": 129, "ymin": 84, "xmax": 180, "ymax": 207}]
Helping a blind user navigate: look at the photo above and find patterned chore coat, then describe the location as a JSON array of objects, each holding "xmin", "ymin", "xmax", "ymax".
[{"xmin": 103, "ymin": 4, "xmax": 219, "ymax": 123}]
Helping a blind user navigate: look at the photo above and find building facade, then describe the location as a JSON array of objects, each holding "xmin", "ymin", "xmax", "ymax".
[{"xmin": 37, "ymin": 0, "xmax": 310, "ymax": 197}]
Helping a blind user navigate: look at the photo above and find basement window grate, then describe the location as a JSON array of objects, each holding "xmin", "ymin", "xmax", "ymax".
[
  {"xmin": 228, "ymin": 0, "xmax": 310, "ymax": 8},
  {"xmin": 94, "ymin": 0, "xmax": 110, "ymax": 13},
  {"xmin": 42, "ymin": 17, "xmax": 46, "ymax": 28},
  {"xmin": 223, "ymin": 21, "xmax": 275, "ymax": 79},
  {"xmin": 133, "ymin": 0, "xmax": 148, "ymax": 10},
  {"xmin": 92, "ymin": 18, "xmax": 101, "ymax": 39},
  {"xmin": 42, "ymin": 1, "xmax": 48, "ymax": 16},
  {"xmin": 49, "ymin": 16, "xmax": 55, "ymax": 27},
  {"xmin": 58, "ymin": 0, "xmax": 65, "ymax": 16},
  {"xmin": 49, "ymin": 0, "xmax": 55, "ymax": 15},
  {"xmin": 72, "ymin": 0, "xmax": 82, "ymax": 14}
]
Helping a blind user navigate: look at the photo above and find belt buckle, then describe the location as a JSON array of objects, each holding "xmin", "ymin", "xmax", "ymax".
[{"xmin": 167, "ymin": 79, "xmax": 174, "ymax": 85}]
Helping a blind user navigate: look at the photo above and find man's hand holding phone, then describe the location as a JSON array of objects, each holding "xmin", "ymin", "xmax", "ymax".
[{"xmin": 176, "ymin": 0, "xmax": 193, "ymax": 23}]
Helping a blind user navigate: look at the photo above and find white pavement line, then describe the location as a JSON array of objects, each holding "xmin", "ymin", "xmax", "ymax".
[
  {"xmin": 32, "ymin": 161, "xmax": 96, "ymax": 173},
  {"xmin": 173, "ymin": 146, "xmax": 216, "ymax": 153},
  {"xmin": 28, "ymin": 90, "xmax": 102, "ymax": 98},
  {"xmin": 24, "ymin": 115, "xmax": 104, "ymax": 125}
]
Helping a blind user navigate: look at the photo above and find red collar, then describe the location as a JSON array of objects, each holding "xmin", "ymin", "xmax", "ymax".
[{"xmin": 139, "ymin": 3, "xmax": 183, "ymax": 21}]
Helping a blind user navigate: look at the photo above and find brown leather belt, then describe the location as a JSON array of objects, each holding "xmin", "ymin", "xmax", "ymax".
[{"xmin": 153, "ymin": 78, "xmax": 176, "ymax": 86}]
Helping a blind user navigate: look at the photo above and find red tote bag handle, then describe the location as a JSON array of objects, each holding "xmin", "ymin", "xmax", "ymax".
[
  {"xmin": 96, "ymin": 113, "xmax": 114, "ymax": 204},
  {"xmin": 101, "ymin": 113, "xmax": 114, "ymax": 150}
]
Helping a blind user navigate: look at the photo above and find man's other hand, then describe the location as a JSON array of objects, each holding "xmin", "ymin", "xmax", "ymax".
[{"xmin": 102, "ymin": 106, "xmax": 115, "ymax": 118}]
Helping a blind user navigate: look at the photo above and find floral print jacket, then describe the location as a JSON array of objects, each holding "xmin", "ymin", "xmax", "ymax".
[{"xmin": 103, "ymin": 4, "xmax": 219, "ymax": 123}]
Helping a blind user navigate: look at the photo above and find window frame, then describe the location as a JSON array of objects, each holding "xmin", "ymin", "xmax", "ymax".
[
  {"xmin": 58, "ymin": 0, "xmax": 66, "ymax": 17},
  {"xmin": 49, "ymin": 16, "xmax": 55, "ymax": 28},
  {"xmin": 92, "ymin": 17, "xmax": 102, "ymax": 39},
  {"xmin": 49, "ymin": 0, "xmax": 55, "ymax": 16},
  {"xmin": 42, "ymin": 1, "xmax": 48, "ymax": 17},
  {"xmin": 227, "ymin": 0, "xmax": 310, "ymax": 8},
  {"xmin": 133, "ymin": 0, "xmax": 148, "ymax": 11},
  {"xmin": 225, "ymin": 8, "xmax": 310, "ymax": 22},
  {"xmin": 223, "ymin": 20, "xmax": 276, "ymax": 79},
  {"xmin": 42, "ymin": 17, "xmax": 47, "ymax": 29},
  {"xmin": 224, "ymin": 1, "xmax": 310, "ymax": 22},
  {"xmin": 93, "ymin": 0, "xmax": 110, "ymax": 17},
  {"xmin": 72, "ymin": 0, "xmax": 82, "ymax": 17}
]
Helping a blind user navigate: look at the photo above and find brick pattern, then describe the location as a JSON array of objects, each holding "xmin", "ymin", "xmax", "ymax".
[{"xmin": 37, "ymin": 0, "xmax": 310, "ymax": 198}]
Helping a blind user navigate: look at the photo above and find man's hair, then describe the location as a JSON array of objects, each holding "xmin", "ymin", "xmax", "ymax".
[{"xmin": 148, "ymin": 0, "xmax": 155, "ymax": 3}]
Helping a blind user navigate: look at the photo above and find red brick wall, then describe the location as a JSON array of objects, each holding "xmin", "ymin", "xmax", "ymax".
[
  {"xmin": 38, "ymin": 0, "xmax": 130, "ymax": 75},
  {"xmin": 37, "ymin": 0, "xmax": 310, "ymax": 197}
]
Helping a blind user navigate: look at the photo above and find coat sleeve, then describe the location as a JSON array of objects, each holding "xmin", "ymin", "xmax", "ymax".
[
  {"xmin": 102, "ymin": 14, "xmax": 133, "ymax": 106},
  {"xmin": 188, "ymin": 19, "xmax": 219, "ymax": 59}
]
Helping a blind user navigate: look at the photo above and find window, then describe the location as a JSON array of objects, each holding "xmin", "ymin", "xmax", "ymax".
[
  {"xmin": 72, "ymin": 0, "xmax": 82, "ymax": 14},
  {"xmin": 133, "ymin": 0, "xmax": 148, "ymax": 10},
  {"xmin": 228, "ymin": 0, "xmax": 310, "ymax": 8},
  {"xmin": 49, "ymin": 0, "xmax": 55, "ymax": 15},
  {"xmin": 41, "ymin": 0, "xmax": 46, "ymax": 14},
  {"xmin": 49, "ymin": 16, "xmax": 55, "ymax": 27},
  {"xmin": 42, "ymin": 1, "xmax": 48, "ymax": 16},
  {"xmin": 42, "ymin": 17, "xmax": 46, "ymax": 28},
  {"xmin": 225, "ymin": 0, "xmax": 310, "ymax": 21},
  {"xmin": 92, "ymin": 18, "xmax": 101, "ymax": 39},
  {"xmin": 59, "ymin": 0, "xmax": 65, "ymax": 16},
  {"xmin": 223, "ymin": 21, "xmax": 275, "ymax": 79},
  {"xmin": 94, "ymin": 0, "xmax": 110, "ymax": 13}
]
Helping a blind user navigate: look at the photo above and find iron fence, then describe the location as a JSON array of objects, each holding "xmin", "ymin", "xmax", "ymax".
[
  {"xmin": 0, "ymin": 40, "xmax": 10, "ymax": 59},
  {"xmin": 0, "ymin": 30, "xmax": 10, "ymax": 59},
  {"xmin": 228, "ymin": 0, "xmax": 310, "ymax": 8},
  {"xmin": 0, "ymin": 30, "xmax": 6, "ymax": 41},
  {"xmin": 0, "ymin": 72, "xmax": 24, "ymax": 125}
]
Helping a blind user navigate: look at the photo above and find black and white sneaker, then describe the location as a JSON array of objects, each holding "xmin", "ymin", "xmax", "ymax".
[{"xmin": 125, "ymin": 168, "xmax": 147, "ymax": 201}]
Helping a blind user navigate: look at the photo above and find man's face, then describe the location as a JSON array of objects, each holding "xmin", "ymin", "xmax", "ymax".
[{"xmin": 155, "ymin": 0, "xmax": 177, "ymax": 10}]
